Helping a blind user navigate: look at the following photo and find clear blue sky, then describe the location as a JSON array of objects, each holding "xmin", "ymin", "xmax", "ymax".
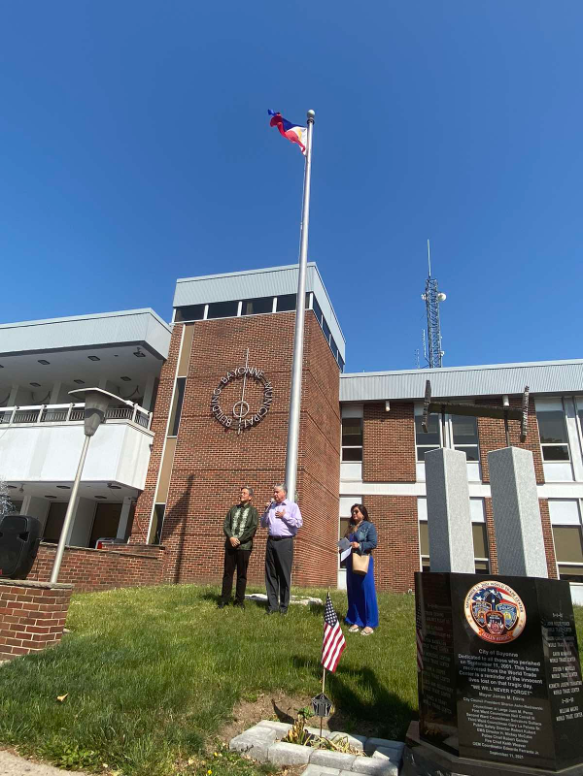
[{"xmin": 1, "ymin": 2, "xmax": 581, "ymax": 373}]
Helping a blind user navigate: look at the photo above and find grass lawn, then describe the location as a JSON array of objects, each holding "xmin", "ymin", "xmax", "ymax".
[{"xmin": 0, "ymin": 585, "xmax": 581, "ymax": 776}]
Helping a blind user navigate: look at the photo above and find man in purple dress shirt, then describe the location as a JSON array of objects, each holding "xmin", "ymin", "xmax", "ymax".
[{"xmin": 261, "ymin": 483, "xmax": 303, "ymax": 615}]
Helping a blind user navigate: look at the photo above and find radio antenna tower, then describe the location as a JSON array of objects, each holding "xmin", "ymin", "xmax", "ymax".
[{"xmin": 421, "ymin": 240, "xmax": 446, "ymax": 368}]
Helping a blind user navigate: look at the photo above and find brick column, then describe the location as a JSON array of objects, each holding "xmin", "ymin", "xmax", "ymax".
[{"xmin": 0, "ymin": 579, "xmax": 73, "ymax": 661}]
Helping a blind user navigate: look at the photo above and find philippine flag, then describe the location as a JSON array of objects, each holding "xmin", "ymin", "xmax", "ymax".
[{"xmin": 268, "ymin": 110, "xmax": 307, "ymax": 155}]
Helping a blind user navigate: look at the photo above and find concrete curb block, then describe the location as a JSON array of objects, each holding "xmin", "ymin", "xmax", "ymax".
[{"xmin": 230, "ymin": 722, "xmax": 405, "ymax": 774}]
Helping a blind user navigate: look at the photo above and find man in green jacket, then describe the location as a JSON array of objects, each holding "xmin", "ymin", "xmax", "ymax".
[{"xmin": 219, "ymin": 486, "xmax": 259, "ymax": 609}]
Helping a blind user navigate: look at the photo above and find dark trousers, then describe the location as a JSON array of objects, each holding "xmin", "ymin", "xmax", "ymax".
[
  {"xmin": 265, "ymin": 536, "xmax": 294, "ymax": 612},
  {"xmin": 221, "ymin": 546, "xmax": 251, "ymax": 604}
]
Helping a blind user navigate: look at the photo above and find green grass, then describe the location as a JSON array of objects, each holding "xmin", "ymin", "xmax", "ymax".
[
  {"xmin": 0, "ymin": 585, "xmax": 416, "ymax": 775},
  {"xmin": 0, "ymin": 585, "xmax": 580, "ymax": 776}
]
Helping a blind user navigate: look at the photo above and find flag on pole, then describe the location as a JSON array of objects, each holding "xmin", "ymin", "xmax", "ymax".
[
  {"xmin": 268, "ymin": 110, "xmax": 307, "ymax": 155},
  {"xmin": 321, "ymin": 593, "xmax": 346, "ymax": 673}
]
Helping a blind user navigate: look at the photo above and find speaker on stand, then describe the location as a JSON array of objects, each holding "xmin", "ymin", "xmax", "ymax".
[{"xmin": 0, "ymin": 514, "xmax": 42, "ymax": 579}]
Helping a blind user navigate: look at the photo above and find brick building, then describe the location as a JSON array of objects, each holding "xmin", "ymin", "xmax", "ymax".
[
  {"xmin": 129, "ymin": 264, "xmax": 344, "ymax": 590},
  {"xmin": 2, "ymin": 264, "xmax": 583, "ymax": 604}
]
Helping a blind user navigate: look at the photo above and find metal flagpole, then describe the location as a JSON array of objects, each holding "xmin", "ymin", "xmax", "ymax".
[{"xmin": 284, "ymin": 109, "xmax": 315, "ymax": 501}]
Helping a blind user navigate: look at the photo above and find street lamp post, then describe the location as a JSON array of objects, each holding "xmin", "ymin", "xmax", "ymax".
[{"xmin": 49, "ymin": 388, "xmax": 131, "ymax": 584}]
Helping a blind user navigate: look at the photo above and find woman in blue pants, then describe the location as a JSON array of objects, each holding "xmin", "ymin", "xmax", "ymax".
[{"xmin": 344, "ymin": 504, "xmax": 379, "ymax": 636}]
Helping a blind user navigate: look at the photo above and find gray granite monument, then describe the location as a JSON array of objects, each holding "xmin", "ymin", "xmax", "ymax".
[
  {"xmin": 424, "ymin": 447, "xmax": 474, "ymax": 573},
  {"xmin": 488, "ymin": 446, "xmax": 548, "ymax": 577}
]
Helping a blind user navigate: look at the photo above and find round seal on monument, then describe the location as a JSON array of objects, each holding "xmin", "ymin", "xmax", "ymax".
[{"xmin": 464, "ymin": 580, "xmax": 526, "ymax": 644}]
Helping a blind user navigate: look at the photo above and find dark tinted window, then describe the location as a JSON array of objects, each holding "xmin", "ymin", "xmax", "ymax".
[
  {"xmin": 538, "ymin": 411, "xmax": 568, "ymax": 443},
  {"xmin": 207, "ymin": 300, "xmax": 239, "ymax": 319},
  {"xmin": 330, "ymin": 337, "xmax": 339, "ymax": 360},
  {"xmin": 169, "ymin": 378, "xmax": 186, "ymax": 436},
  {"xmin": 342, "ymin": 418, "xmax": 363, "ymax": 446},
  {"xmin": 312, "ymin": 295, "xmax": 323, "ymax": 325},
  {"xmin": 451, "ymin": 415, "xmax": 479, "ymax": 446},
  {"xmin": 322, "ymin": 318, "xmax": 331, "ymax": 343},
  {"xmin": 276, "ymin": 294, "xmax": 296, "ymax": 312},
  {"xmin": 415, "ymin": 414, "xmax": 441, "ymax": 446},
  {"xmin": 337, "ymin": 354, "xmax": 345, "ymax": 373},
  {"xmin": 542, "ymin": 445, "xmax": 570, "ymax": 461},
  {"xmin": 175, "ymin": 305, "xmax": 205, "ymax": 322},
  {"xmin": 153, "ymin": 504, "xmax": 166, "ymax": 545},
  {"xmin": 242, "ymin": 297, "xmax": 273, "ymax": 315}
]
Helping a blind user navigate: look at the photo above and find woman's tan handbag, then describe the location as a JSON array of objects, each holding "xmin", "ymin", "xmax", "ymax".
[{"xmin": 352, "ymin": 553, "xmax": 370, "ymax": 576}]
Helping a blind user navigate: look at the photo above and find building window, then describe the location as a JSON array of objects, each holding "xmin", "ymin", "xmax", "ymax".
[
  {"xmin": 150, "ymin": 504, "xmax": 166, "ymax": 545},
  {"xmin": 537, "ymin": 409, "xmax": 570, "ymax": 461},
  {"xmin": 168, "ymin": 378, "xmax": 186, "ymax": 437},
  {"xmin": 415, "ymin": 413, "xmax": 442, "ymax": 461},
  {"xmin": 174, "ymin": 304, "xmax": 205, "ymax": 322},
  {"xmin": 338, "ymin": 354, "xmax": 345, "ymax": 373},
  {"xmin": 330, "ymin": 337, "xmax": 339, "ymax": 361},
  {"xmin": 471, "ymin": 499, "xmax": 489, "ymax": 573},
  {"xmin": 275, "ymin": 294, "xmax": 296, "ymax": 312},
  {"xmin": 451, "ymin": 415, "xmax": 480, "ymax": 462},
  {"xmin": 342, "ymin": 417, "xmax": 363, "ymax": 461},
  {"xmin": 419, "ymin": 520, "xmax": 430, "ymax": 571},
  {"xmin": 242, "ymin": 297, "xmax": 273, "ymax": 316},
  {"xmin": 207, "ymin": 300, "xmax": 239, "ymax": 319},
  {"xmin": 312, "ymin": 295, "xmax": 323, "ymax": 325},
  {"xmin": 549, "ymin": 499, "xmax": 583, "ymax": 583},
  {"xmin": 418, "ymin": 497, "xmax": 489, "ymax": 572}
]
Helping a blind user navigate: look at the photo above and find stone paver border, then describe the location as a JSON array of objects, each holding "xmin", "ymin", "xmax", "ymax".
[{"xmin": 229, "ymin": 720, "xmax": 404, "ymax": 776}]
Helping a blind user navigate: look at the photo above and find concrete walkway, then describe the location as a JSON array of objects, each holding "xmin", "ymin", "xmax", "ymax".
[{"xmin": 0, "ymin": 750, "xmax": 86, "ymax": 776}]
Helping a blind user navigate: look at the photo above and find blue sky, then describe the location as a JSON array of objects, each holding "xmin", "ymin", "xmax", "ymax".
[{"xmin": 1, "ymin": 2, "xmax": 581, "ymax": 372}]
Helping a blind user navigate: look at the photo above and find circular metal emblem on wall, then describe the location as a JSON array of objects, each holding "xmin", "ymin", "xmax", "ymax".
[
  {"xmin": 464, "ymin": 580, "xmax": 526, "ymax": 644},
  {"xmin": 211, "ymin": 356, "xmax": 273, "ymax": 434}
]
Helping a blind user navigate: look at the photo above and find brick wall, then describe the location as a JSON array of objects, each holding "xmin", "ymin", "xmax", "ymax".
[
  {"xmin": 29, "ymin": 543, "xmax": 165, "ymax": 592},
  {"xmin": 133, "ymin": 311, "xmax": 340, "ymax": 589},
  {"xmin": 364, "ymin": 495, "xmax": 419, "ymax": 593},
  {"xmin": 477, "ymin": 398, "xmax": 544, "ymax": 484},
  {"xmin": 0, "ymin": 579, "xmax": 73, "ymax": 661},
  {"xmin": 362, "ymin": 402, "xmax": 416, "ymax": 483}
]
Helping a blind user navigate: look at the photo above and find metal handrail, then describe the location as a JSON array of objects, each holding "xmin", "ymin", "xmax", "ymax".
[{"xmin": 0, "ymin": 402, "xmax": 152, "ymax": 430}]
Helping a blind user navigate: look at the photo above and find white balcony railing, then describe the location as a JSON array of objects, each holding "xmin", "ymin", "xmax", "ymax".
[{"xmin": 0, "ymin": 402, "xmax": 152, "ymax": 430}]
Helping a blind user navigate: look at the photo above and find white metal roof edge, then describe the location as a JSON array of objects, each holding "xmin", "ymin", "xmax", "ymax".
[
  {"xmin": 341, "ymin": 359, "xmax": 583, "ymax": 379},
  {"xmin": 175, "ymin": 262, "xmax": 317, "ymax": 285},
  {"xmin": 0, "ymin": 308, "xmax": 171, "ymax": 332}
]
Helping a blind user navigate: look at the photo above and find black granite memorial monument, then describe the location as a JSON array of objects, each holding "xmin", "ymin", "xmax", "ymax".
[{"xmin": 406, "ymin": 572, "xmax": 583, "ymax": 775}]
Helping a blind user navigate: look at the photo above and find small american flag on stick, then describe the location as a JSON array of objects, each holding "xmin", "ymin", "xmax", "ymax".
[{"xmin": 321, "ymin": 593, "xmax": 346, "ymax": 673}]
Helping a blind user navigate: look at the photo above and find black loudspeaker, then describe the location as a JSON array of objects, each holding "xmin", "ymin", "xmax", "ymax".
[{"xmin": 0, "ymin": 514, "xmax": 42, "ymax": 579}]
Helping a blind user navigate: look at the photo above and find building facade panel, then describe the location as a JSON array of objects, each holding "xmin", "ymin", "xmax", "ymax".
[
  {"xmin": 477, "ymin": 398, "xmax": 544, "ymax": 484},
  {"xmin": 362, "ymin": 402, "xmax": 416, "ymax": 483}
]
